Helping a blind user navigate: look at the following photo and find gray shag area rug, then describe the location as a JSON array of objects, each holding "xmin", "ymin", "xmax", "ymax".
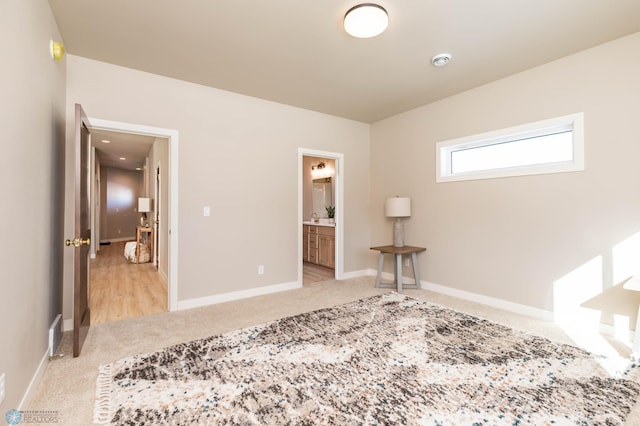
[{"xmin": 94, "ymin": 293, "xmax": 640, "ymax": 425}]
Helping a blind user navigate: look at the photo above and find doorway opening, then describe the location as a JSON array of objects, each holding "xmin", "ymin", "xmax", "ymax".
[
  {"xmin": 88, "ymin": 118, "xmax": 179, "ymax": 318},
  {"xmin": 298, "ymin": 148, "xmax": 344, "ymax": 286}
]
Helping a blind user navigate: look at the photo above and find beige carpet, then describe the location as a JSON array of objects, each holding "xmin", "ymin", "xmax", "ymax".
[{"xmin": 26, "ymin": 276, "xmax": 640, "ymax": 425}]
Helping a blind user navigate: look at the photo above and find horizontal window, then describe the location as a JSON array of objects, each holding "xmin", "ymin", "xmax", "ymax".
[{"xmin": 436, "ymin": 113, "xmax": 584, "ymax": 182}]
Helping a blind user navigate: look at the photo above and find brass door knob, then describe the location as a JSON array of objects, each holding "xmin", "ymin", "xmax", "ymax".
[{"xmin": 65, "ymin": 238, "xmax": 91, "ymax": 247}]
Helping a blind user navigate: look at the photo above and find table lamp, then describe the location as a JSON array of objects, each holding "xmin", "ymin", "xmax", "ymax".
[
  {"xmin": 138, "ymin": 197, "xmax": 150, "ymax": 227},
  {"xmin": 385, "ymin": 196, "xmax": 411, "ymax": 247}
]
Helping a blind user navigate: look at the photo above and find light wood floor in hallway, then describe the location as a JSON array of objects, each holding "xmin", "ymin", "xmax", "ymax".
[
  {"xmin": 303, "ymin": 261, "xmax": 335, "ymax": 285},
  {"xmin": 90, "ymin": 241, "xmax": 167, "ymax": 324}
]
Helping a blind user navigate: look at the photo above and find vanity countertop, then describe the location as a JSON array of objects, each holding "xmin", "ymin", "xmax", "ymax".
[{"xmin": 303, "ymin": 221, "xmax": 335, "ymax": 227}]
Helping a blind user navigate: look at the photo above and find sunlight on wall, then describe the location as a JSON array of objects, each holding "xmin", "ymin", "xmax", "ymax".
[
  {"xmin": 554, "ymin": 255, "xmax": 631, "ymax": 374},
  {"xmin": 612, "ymin": 231, "xmax": 640, "ymax": 284},
  {"xmin": 613, "ymin": 314, "xmax": 631, "ymax": 344},
  {"xmin": 553, "ymin": 255, "xmax": 602, "ymax": 327},
  {"xmin": 611, "ymin": 232, "xmax": 640, "ymax": 347},
  {"xmin": 107, "ymin": 182, "xmax": 135, "ymax": 211}
]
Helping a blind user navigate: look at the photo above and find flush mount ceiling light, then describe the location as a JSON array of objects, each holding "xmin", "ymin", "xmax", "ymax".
[
  {"xmin": 431, "ymin": 53, "xmax": 452, "ymax": 67},
  {"xmin": 344, "ymin": 4, "xmax": 388, "ymax": 38}
]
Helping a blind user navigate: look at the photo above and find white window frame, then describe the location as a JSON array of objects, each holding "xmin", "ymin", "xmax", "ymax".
[{"xmin": 436, "ymin": 112, "xmax": 584, "ymax": 183}]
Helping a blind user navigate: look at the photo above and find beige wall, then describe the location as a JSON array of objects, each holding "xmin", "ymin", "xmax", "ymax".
[
  {"xmin": 0, "ymin": 1, "xmax": 66, "ymax": 410},
  {"xmin": 371, "ymin": 33, "xmax": 640, "ymax": 319},
  {"xmin": 63, "ymin": 55, "xmax": 370, "ymax": 316}
]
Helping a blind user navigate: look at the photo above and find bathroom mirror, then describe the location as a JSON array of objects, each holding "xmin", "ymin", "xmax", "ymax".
[{"xmin": 312, "ymin": 177, "xmax": 332, "ymax": 216}]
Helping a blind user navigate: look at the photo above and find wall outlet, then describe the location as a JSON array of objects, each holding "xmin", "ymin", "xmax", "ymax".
[
  {"xmin": 258, "ymin": 265, "xmax": 264, "ymax": 275},
  {"xmin": 0, "ymin": 372, "xmax": 6, "ymax": 405}
]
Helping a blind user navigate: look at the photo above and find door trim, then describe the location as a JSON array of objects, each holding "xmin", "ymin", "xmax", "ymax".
[
  {"xmin": 298, "ymin": 148, "xmax": 344, "ymax": 283},
  {"xmin": 154, "ymin": 163, "xmax": 161, "ymax": 271},
  {"xmin": 88, "ymin": 117, "xmax": 179, "ymax": 311}
]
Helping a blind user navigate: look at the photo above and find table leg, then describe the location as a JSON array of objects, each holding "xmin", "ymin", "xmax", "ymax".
[
  {"xmin": 411, "ymin": 252, "xmax": 421, "ymax": 289},
  {"xmin": 136, "ymin": 228, "xmax": 140, "ymax": 263},
  {"xmin": 395, "ymin": 253, "xmax": 403, "ymax": 293},
  {"xmin": 375, "ymin": 252, "xmax": 384, "ymax": 288}
]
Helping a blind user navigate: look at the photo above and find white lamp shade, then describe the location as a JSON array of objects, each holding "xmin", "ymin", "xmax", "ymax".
[
  {"xmin": 138, "ymin": 197, "xmax": 151, "ymax": 213},
  {"xmin": 344, "ymin": 4, "xmax": 388, "ymax": 38},
  {"xmin": 385, "ymin": 197, "xmax": 411, "ymax": 217}
]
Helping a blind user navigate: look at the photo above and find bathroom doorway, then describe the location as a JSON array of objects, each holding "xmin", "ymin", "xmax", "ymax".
[{"xmin": 298, "ymin": 148, "xmax": 344, "ymax": 285}]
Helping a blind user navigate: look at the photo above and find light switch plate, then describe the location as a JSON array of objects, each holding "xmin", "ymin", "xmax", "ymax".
[{"xmin": 203, "ymin": 206, "xmax": 211, "ymax": 217}]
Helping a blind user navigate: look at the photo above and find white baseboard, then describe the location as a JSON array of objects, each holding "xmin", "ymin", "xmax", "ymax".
[
  {"xmin": 177, "ymin": 281, "xmax": 302, "ymax": 311},
  {"xmin": 17, "ymin": 350, "xmax": 49, "ymax": 410},
  {"xmin": 62, "ymin": 280, "xmax": 300, "ymax": 330},
  {"xmin": 365, "ymin": 269, "xmax": 635, "ymax": 339},
  {"xmin": 422, "ymin": 280, "xmax": 555, "ymax": 322},
  {"xmin": 340, "ymin": 269, "xmax": 372, "ymax": 280},
  {"xmin": 367, "ymin": 269, "xmax": 555, "ymax": 322},
  {"xmin": 63, "ymin": 318, "xmax": 73, "ymax": 332},
  {"xmin": 61, "ymin": 268, "xmax": 631, "ymax": 341}
]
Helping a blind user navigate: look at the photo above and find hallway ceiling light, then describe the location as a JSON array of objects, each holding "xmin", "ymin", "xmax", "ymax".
[{"xmin": 344, "ymin": 4, "xmax": 388, "ymax": 38}]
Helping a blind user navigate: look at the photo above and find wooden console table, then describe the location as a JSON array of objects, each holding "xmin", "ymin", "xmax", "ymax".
[
  {"xmin": 136, "ymin": 226, "xmax": 154, "ymax": 264},
  {"xmin": 370, "ymin": 245, "xmax": 426, "ymax": 293}
]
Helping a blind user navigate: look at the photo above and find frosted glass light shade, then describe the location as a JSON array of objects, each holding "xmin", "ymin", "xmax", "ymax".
[
  {"xmin": 344, "ymin": 4, "xmax": 388, "ymax": 38},
  {"xmin": 385, "ymin": 197, "xmax": 411, "ymax": 217},
  {"xmin": 138, "ymin": 197, "xmax": 151, "ymax": 213}
]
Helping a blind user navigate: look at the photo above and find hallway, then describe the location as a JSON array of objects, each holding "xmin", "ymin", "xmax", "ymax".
[{"xmin": 90, "ymin": 241, "xmax": 168, "ymax": 324}]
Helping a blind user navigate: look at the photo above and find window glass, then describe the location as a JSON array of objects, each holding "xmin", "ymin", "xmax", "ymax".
[{"xmin": 436, "ymin": 113, "xmax": 584, "ymax": 182}]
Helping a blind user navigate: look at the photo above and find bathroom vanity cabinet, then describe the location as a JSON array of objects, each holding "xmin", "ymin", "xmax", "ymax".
[{"xmin": 303, "ymin": 224, "xmax": 335, "ymax": 269}]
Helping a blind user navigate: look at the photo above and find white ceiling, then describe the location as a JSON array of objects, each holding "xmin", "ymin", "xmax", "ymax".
[
  {"xmin": 90, "ymin": 129, "xmax": 156, "ymax": 171},
  {"xmin": 49, "ymin": 0, "xmax": 640, "ymax": 124}
]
